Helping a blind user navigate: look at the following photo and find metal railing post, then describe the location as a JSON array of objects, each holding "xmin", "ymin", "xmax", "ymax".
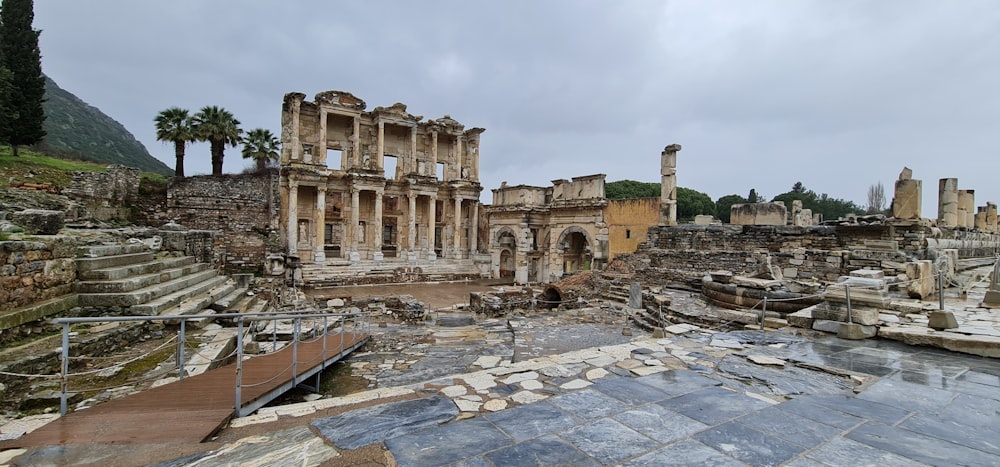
[
  {"xmin": 292, "ymin": 317, "xmax": 300, "ymax": 385},
  {"xmin": 272, "ymin": 317, "xmax": 277, "ymax": 351},
  {"xmin": 845, "ymin": 285, "xmax": 853, "ymax": 324},
  {"xmin": 235, "ymin": 317, "xmax": 244, "ymax": 416},
  {"xmin": 178, "ymin": 320, "xmax": 186, "ymax": 381},
  {"xmin": 60, "ymin": 322, "xmax": 69, "ymax": 416},
  {"xmin": 322, "ymin": 316, "xmax": 328, "ymax": 363},
  {"xmin": 939, "ymin": 269, "xmax": 945, "ymax": 310},
  {"xmin": 760, "ymin": 298, "xmax": 767, "ymax": 331}
]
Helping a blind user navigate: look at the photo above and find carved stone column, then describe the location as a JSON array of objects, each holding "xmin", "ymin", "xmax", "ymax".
[
  {"xmin": 428, "ymin": 195, "xmax": 437, "ymax": 259},
  {"xmin": 318, "ymin": 109, "xmax": 328, "ymax": 167},
  {"xmin": 453, "ymin": 197, "xmax": 463, "ymax": 258},
  {"xmin": 314, "ymin": 186, "xmax": 326, "ymax": 264},
  {"xmin": 351, "ymin": 188, "xmax": 360, "ymax": 255},
  {"xmin": 938, "ymin": 178, "xmax": 959, "ymax": 228},
  {"xmin": 287, "ymin": 180, "xmax": 298, "ymax": 255},
  {"xmin": 290, "ymin": 97, "xmax": 302, "ymax": 161},
  {"xmin": 659, "ymin": 144, "xmax": 681, "ymax": 226},
  {"xmin": 374, "ymin": 189, "xmax": 384, "ymax": 258},
  {"xmin": 430, "ymin": 130, "xmax": 438, "ymax": 174},
  {"xmin": 376, "ymin": 120, "xmax": 385, "ymax": 171},
  {"xmin": 408, "ymin": 193, "xmax": 417, "ymax": 253},
  {"xmin": 352, "ymin": 116, "xmax": 361, "ymax": 169},
  {"xmin": 410, "ymin": 125, "xmax": 418, "ymax": 174},
  {"xmin": 470, "ymin": 201, "xmax": 479, "ymax": 254},
  {"xmin": 456, "ymin": 135, "xmax": 464, "ymax": 179}
]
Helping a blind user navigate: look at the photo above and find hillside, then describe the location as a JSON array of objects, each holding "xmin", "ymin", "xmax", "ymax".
[{"xmin": 39, "ymin": 75, "xmax": 172, "ymax": 175}]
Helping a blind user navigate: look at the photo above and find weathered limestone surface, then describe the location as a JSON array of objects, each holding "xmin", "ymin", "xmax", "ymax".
[
  {"xmin": 958, "ymin": 190, "xmax": 975, "ymax": 229},
  {"xmin": 938, "ymin": 178, "xmax": 958, "ymax": 228},
  {"xmin": 11, "ymin": 210, "xmax": 64, "ymax": 235},
  {"xmin": 659, "ymin": 144, "xmax": 680, "ymax": 226},
  {"xmin": 730, "ymin": 203, "xmax": 787, "ymax": 226},
  {"xmin": 891, "ymin": 167, "xmax": 921, "ymax": 220},
  {"xmin": 0, "ymin": 237, "xmax": 76, "ymax": 312}
]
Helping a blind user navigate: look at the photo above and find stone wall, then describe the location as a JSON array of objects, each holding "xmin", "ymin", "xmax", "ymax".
[
  {"xmin": 730, "ymin": 203, "xmax": 787, "ymax": 226},
  {"xmin": 624, "ymin": 222, "xmax": 1000, "ymax": 287},
  {"xmin": 605, "ymin": 197, "xmax": 659, "ymax": 260},
  {"xmin": 62, "ymin": 165, "xmax": 140, "ymax": 221},
  {"xmin": 167, "ymin": 173, "xmax": 280, "ymax": 273},
  {"xmin": 0, "ymin": 237, "xmax": 76, "ymax": 313}
]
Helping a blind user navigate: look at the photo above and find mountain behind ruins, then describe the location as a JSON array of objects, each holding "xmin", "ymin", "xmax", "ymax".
[{"xmin": 38, "ymin": 75, "xmax": 172, "ymax": 175}]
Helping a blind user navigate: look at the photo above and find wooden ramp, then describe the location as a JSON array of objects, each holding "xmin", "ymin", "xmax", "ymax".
[{"xmin": 0, "ymin": 332, "xmax": 368, "ymax": 448}]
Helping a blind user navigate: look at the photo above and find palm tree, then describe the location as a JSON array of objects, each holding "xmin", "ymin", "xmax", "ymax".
[
  {"xmin": 241, "ymin": 128, "xmax": 280, "ymax": 172},
  {"xmin": 191, "ymin": 105, "xmax": 241, "ymax": 175},
  {"xmin": 154, "ymin": 107, "xmax": 194, "ymax": 177}
]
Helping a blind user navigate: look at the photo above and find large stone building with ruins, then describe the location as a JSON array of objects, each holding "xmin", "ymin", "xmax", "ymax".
[{"xmin": 277, "ymin": 90, "xmax": 486, "ymax": 274}]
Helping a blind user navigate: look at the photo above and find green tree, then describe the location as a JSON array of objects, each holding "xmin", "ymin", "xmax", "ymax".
[
  {"xmin": 747, "ymin": 188, "xmax": 759, "ymax": 203},
  {"xmin": 715, "ymin": 194, "xmax": 748, "ymax": 223},
  {"xmin": 771, "ymin": 182, "xmax": 861, "ymax": 221},
  {"xmin": 0, "ymin": 0, "xmax": 45, "ymax": 156},
  {"xmin": 241, "ymin": 128, "xmax": 280, "ymax": 172},
  {"xmin": 154, "ymin": 107, "xmax": 194, "ymax": 178},
  {"xmin": 677, "ymin": 187, "xmax": 715, "ymax": 221},
  {"xmin": 605, "ymin": 180, "xmax": 660, "ymax": 199},
  {"xmin": 192, "ymin": 105, "xmax": 241, "ymax": 176},
  {"xmin": 0, "ymin": 66, "xmax": 15, "ymax": 145}
]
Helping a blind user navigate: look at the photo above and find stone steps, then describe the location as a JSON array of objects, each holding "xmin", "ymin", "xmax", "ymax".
[
  {"xmin": 75, "ymin": 252, "xmax": 155, "ymax": 273},
  {"xmin": 137, "ymin": 275, "xmax": 232, "ymax": 316},
  {"xmin": 78, "ymin": 269, "xmax": 222, "ymax": 309},
  {"xmin": 74, "ymin": 262, "xmax": 210, "ymax": 294},
  {"xmin": 0, "ymin": 295, "xmax": 79, "ymax": 333},
  {"xmin": 75, "ymin": 243, "xmax": 149, "ymax": 259},
  {"xmin": 78, "ymin": 255, "xmax": 197, "ymax": 281}
]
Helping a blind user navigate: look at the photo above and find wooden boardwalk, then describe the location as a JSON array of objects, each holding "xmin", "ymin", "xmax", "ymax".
[{"xmin": 0, "ymin": 332, "xmax": 368, "ymax": 448}]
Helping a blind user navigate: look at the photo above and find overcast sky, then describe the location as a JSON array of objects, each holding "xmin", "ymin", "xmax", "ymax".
[{"xmin": 34, "ymin": 1, "xmax": 999, "ymax": 212}]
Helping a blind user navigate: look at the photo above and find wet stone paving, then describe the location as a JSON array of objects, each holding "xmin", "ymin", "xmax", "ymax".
[{"xmin": 302, "ymin": 320, "xmax": 1000, "ymax": 466}]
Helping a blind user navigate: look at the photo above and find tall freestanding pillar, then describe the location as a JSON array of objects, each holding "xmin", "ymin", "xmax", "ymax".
[
  {"xmin": 891, "ymin": 167, "xmax": 922, "ymax": 219},
  {"xmin": 659, "ymin": 144, "xmax": 681, "ymax": 226},
  {"xmin": 958, "ymin": 190, "xmax": 975, "ymax": 228},
  {"xmin": 938, "ymin": 178, "xmax": 959, "ymax": 228},
  {"xmin": 428, "ymin": 196, "xmax": 437, "ymax": 260}
]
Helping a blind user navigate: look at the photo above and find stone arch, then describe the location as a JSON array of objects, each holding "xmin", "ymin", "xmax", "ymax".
[
  {"xmin": 555, "ymin": 226, "xmax": 593, "ymax": 274},
  {"xmin": 495, "ymin": 227, "xmax": 519, "ymax": 278}
]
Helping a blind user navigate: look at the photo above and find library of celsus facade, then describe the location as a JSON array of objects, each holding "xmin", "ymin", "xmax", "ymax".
[{"xmin": 278, "ymin": 90, "xmax": 484, "ymax": 268}]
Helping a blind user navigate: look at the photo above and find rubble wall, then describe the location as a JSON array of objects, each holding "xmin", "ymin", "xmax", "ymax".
[
  {"xmin": 62, "ymin": 165, "xmax": 141, "ymax": 221},
  {"xmin": 0, "ymin": 237, "xmax": 77, "ymax": 312},
  {"xmin": 627, "ymin": 223, "xmax": 1000, "ymax": 287},
  {"xmin": 167, "ymin": 173, "xmax": 280, "ymax": 273}
]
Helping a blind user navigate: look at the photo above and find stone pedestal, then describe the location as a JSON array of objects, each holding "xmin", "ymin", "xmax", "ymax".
[
  {"xmin": 928, "ymin": 311, "xmax": 958, "ymax": 330},
  {"xmin": 838, "ymin": 322, "xmax": 867, "ymax": 340},
  {"xmin": 313, "ymin": 251, "xmax": 326, "ymax": 265},
  {"xmin": 373, "ymin": 252, "xmax": 384, "ymax": 262}
]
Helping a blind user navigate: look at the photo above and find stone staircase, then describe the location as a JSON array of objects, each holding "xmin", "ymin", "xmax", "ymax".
[
  {"xmin": 301, "ymin": 257, "xmax": 486, "ymax": 287},
  {"xmin": 74, "ymin": 244, "xmax": 238, "ymax": 325}
]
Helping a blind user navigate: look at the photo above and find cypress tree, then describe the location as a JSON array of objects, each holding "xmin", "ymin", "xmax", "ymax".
[{"xmin": 0, "ymin": 0, "xmax": 45, "ymax": 156}]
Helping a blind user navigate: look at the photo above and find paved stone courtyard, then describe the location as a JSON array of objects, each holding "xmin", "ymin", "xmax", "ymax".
[{"xmin": 316, "ymin": 334, "xmax": 1000, "ymax": 466}]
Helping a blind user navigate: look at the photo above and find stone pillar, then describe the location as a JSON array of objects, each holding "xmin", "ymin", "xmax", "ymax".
[
  {"xmin": 290, "ymin": 96, "xmax": 302, "ymax": 161},
  {"xmin": 456, "ymin": 136, "xmax": 464, "ymax": 179},
  {"xmin": 976, "ymin": 206, "xmax": 988, "ymax": 231},
  {"xmin": 376, "ymin": 121, "xmax": 385, "ymax": 171},
  {"xmin": 408, "ymin": 193, "xmax": 417, "ymax": 254},
  {"xmin": 938, "ymin": 178, "xmax": 959, "ymax": 228},
  {"xmin": 318, "ymin": 109, "xmax": 328, "ymax": 167},
  {"xmin": 352, "ymin": 116, "xmax": 361, "ymax": 169},
  {"xmin": 314, "ymin": 186, "xmax": 326, "ymax": 264},
  {"xmin": 987, "ymin": 202, "xmax": 998, "ymax": 233},
  {"xmin": 350, "ymin": 188, "xmax": 360, "ymax": 255},
  {"xmin": 453, "ymin": 197, "xmax": 463, "ymax": 258},
  {"xmin": 958, "ymin": 190, "xmax": 975, "ymax": 228},
  {"xmin": 428, "ymin": 195, "xmax": 437, "ymax": 260},
  {"xmin": 470, "ymin": 201, "xmax": 479, "ymax": 254},
  {"xmin": 892, "ymin": 167, "xmax": 922, "ymax": 219},
  {"xmin": 659, "ymin": 144, "xmax": 681, "ymax": 226},
  {"xmin": 410, "ymin": 126, "xmax": 418, "ymax": 175},
  {"xmin": 373, "ymin": 189, "xmax": 384, "ymax": 260},
  {"xmin": 430, "ymin": 131, "xmax": 438, "ymax": 176},
  {"xmin": 287, "ymin": 180, "xmax": 298, "ymax": 255}
]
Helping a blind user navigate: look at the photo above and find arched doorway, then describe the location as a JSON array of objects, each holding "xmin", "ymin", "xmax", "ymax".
[
  {"xmin": 497, "ymin": 229, "xmax": 517, "ymax": 278},
  {"xmin": 556, "ymin": 227, "xmax": 592, "ymax": 275}
]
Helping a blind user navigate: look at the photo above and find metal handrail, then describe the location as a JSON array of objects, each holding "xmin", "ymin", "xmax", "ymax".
[{"xmin": 54, "ymin": 310, "xmax": 371, "ymax": 416}]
